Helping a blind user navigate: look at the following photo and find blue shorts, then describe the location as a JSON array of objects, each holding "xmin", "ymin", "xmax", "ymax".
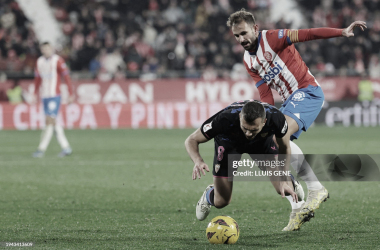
[
  {"xmin": 280, "ymin": 85, "xmax": 324, "ymax": 140},
  {"xmin": 42, "ymin": 96, "xmax": 61, "ymax": 118}
]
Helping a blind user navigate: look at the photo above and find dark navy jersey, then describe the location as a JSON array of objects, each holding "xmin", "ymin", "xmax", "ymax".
[{"xmin": 200, "ymin": 100, "xmax": 288, "ymax": 146}]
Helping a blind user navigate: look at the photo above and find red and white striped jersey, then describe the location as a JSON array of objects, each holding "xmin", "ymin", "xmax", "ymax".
[
  {"xmin": 244, "ymin": 29, "xmax": 319, "ymax": 104},
  {"xmin": 34, "ymin": 54, "xmax": 73, "ymax": 98}
]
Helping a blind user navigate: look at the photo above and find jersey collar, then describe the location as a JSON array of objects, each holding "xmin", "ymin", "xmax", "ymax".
[{"xmin": 248, "ymin": 31, "xmax": 261, "ymax": 56}]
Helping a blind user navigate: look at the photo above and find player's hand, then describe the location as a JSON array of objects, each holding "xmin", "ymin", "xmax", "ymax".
[
  {"xmin": 342, "ymin": 21, "xmax": 367, "ymax": 37},
  {"xmin": 192, "ymin": 162, "xmax": 210, "ymax": 180},
  {"xmin": 68, "ymin": 95, "xmax": 75, "ymax": 104},
  {"xmin": 279, "ymin": 181, "xmax": 298, "ymax": 202},
  {"xmin": 30, "ymin": 94, "xmax": 37, "ymax": 105}
]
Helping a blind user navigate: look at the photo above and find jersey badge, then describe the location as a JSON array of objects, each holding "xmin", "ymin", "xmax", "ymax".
[
  {"xmin": 291, "ymin": 92, "xmax": 305, "ymax": 101},
  {"xmin": 215, "ymin": 164, "xmax": 220, "ymax": 173},
  {"xmin": 264, "ymin": 51, "xmax": 272, "ymax": 62},
  {"xmin": 203, "ymin": 121, "xmax": 213, "ymax": 133}
]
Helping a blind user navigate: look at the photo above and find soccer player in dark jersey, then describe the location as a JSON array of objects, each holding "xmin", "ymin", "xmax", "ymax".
[
  {"xmin": 185, "ymin": 100, "xmax": 313, "ymax": 231},
  {"xmin": 226, "ymin": 9, "xmax": 366, "ymax": 230}
]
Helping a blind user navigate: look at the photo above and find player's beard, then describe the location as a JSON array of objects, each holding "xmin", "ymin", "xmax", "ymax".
[{"xmin": 242, "ymin": 37, "xmax": 257, "ymax": 51}]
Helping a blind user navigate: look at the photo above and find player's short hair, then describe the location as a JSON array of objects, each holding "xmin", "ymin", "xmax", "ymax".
[
  {"xmin": 226, "ymin": 8, "xmax": 256, "ymax": 27},
  {"xmin": 241, "ymin": 101, "xmax": 266, "ymax": 123}
]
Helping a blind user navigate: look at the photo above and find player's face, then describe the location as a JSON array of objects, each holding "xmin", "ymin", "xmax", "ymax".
[
  {"xmin": 40, "ymin": 44, "xmax": 53, "ymax": 58},
  {"xmin": 239, "ymin": 114, "xmax": 266, "ymax": 140},
  {"xmin": 232, "ymin": 21, "xmax": 259, "ymax": 51}
]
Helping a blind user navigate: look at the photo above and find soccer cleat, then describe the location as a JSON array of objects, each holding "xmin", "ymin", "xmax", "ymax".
[
  {"xmin": 58, "ymin": 147, "xmax": 72, "ymax": 157},
  {"xmin": 300, "ymin": 187, "xmax": 329, "ymax": 215},
  {"xmin": 290, "ymin": 174, "xmax": 305, "ymax": 202},
  {"xmin": 282, "ymin": 205, "xmax": 314, "ymax": 231},
  {"xmin": 196, "ymin": 184, "xmax": 214, "ymax": 221},
  {"xmin": 32, "ymin": 150, "xmax": 44, "ymax": 158}
]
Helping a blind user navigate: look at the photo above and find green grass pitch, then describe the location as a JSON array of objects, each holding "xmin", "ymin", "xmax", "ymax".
[{"xmin": 0, "ymin": 126, "xmax": 379, "ymax": 249}]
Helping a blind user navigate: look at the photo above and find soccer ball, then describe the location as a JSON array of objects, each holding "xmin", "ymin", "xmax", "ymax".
[{"xmin": 206, "ymin": 216, "xmax": 239, "ymax": 244}]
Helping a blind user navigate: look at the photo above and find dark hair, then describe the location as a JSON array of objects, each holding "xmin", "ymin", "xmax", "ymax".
[
  {"xmin": 226, "ymin": 8, "xmax": 256, "ymax": 27},
  {"xmin": 40, "ymin": 41, "xmax": 50, "ymax": 46},
  {"xmin": 241, "ymin": 101, "xmax": 266, "ymax": 123}
]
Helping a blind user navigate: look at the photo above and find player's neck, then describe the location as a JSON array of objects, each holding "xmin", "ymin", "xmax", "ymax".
[{"xmin": 43, "ymin": 54, "xmax": 54, "ymax": 59}]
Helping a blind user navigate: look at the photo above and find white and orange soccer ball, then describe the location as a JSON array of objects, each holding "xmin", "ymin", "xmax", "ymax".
[{"xmin": 206, "ymin": 216, "xmax": 239, "ymax": 244}]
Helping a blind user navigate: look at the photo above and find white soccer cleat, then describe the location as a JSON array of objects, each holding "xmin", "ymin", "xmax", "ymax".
[
  {"xmin": 300, "ymin": 187, "xmax": 329, "ymax": 215},
  {"xmin": 282, "ymin": 205, "xmax": 314, "ymax": 231},
  {"xmin": 196, "ymin": 184, "xmax": 214, "ymax": 221}
]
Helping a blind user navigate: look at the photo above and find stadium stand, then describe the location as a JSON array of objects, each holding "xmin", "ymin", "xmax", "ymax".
[{"xmin": 0, "ymin": 0, "xmax": 379, "ymax": 79}]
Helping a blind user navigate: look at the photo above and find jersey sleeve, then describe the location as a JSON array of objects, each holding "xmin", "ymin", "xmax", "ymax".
[
  {"xmin": 200, "ymin": 110, "xmax": 233, "ymax": 140},
  {"xmin": 272, "ymin": 113, "xmax": 288, "ymax": 138},
  {"xmin": 289, "ymin": 28, "xmax": 343, "ymax": 43},
  {"xmin": 244, "ymin": 60, "xmax": 275, "ymax": 105},
  {"xmin": 57, "ymin": 57, "xmax": 73, "ymax": 95},
  {"xmin": 265, "ymin": 29, "xmax": 292, "ymax": 52},
  {"xmin": 266, "ymin": 28, "xmax": 343, "ymax": 52}
]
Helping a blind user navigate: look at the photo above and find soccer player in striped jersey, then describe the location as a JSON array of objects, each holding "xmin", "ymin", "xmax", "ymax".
[
  {"xmin": 32, "ymin": 42, "xmax": 74, "ymax": 158},
  {"xmin": 226, "ymin": 9, "xmax": 366, "ymax": 231}
]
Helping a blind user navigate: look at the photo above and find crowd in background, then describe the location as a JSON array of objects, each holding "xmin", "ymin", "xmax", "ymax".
[{"xmin": 0, "ymin": 0, "xmax": 380, "ymax": 80}]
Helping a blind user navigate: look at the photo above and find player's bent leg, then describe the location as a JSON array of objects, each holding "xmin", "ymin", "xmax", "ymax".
[
  {"xmin": 195, "ymin": 178, "xmax": 233, "ymax": 221},
  {"xmin": 289, "ymin": 141, "xmax": 329, "ymax": 215},
  {"xmin": 281, "ymin": 175, "xmax": 314, "ymax": 231},
  {"xmin": 213, "ymin": 176, "xmax": 233, "ymax": 209}
]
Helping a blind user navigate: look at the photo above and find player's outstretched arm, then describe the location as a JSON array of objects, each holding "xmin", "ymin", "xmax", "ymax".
[
  {"xmin": 185, "ymin": 128, "xmax": 210, "ymax": 180},
  {"xmin": 342, "ymin": 21, "xmax": 367, "ymax": 37},
  {"xmin": 287, "ymin": 21, "xmax": 366, "ymax": 43}
]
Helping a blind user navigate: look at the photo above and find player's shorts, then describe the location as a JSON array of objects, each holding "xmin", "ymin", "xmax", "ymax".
[
  {"xmin": 42, "ymin": 95, "xmax": 61, "ymax": 118},
  {"xmin": 280, "ymin": 85, "xmax": 324, "ymax": 140},
  {"xmin": 212, "ymin": 136, "xmax": 278, "ymax": 178}
]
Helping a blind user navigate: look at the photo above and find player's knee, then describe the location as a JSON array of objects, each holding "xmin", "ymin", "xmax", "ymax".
[{"xmin": 214, "ymin": 198, "xmax": 230, "ymax": 208}]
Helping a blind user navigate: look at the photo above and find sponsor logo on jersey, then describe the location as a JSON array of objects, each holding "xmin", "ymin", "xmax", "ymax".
[
  {"xmin": 262, "ymin": 62, "xmax": 283, "ymax": 82},
  {"xmin": 282, "ymin": 120, "xmax": 288, "ymax": 134},
  {"xmin": 292, "ymin": 91, "xmax": 305, "ymax": 101},
  {"xmin": 264, "ymin": 51, "xmax": 272, "ymax": 62},
  {"xmin": 215, "ymin": 164, "xmax": 220, "ymax": 173},
  {"xmin": 203, "ymin": 121, "xmax": 213, "ymax": 133},
  {"xmin": 278, "ymin": 29, "xmax": 284, "ymax": 38}
]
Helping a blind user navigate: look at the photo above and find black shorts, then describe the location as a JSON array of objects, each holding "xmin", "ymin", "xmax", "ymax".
[{"xmin": 212, "ymin": 136, "xmax": 279, "ymax": 178}]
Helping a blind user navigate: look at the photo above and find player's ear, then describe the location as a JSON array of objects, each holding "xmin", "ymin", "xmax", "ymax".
[
  {"xmin": 253, "ymin": 24, "xmax": 259, "ymax": 34},
  {"xmin": 263, "ymin": 118, "xmax": 267, "ymax": 125}
]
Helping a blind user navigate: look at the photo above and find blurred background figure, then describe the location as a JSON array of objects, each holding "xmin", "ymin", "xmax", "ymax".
[
  {"xmin": 32, "ymin": 42, "xmax": 74, "ymax": 158},
  {"xmin": 6, "ymin": 79, "xmax": 23, "ymax": 104}
]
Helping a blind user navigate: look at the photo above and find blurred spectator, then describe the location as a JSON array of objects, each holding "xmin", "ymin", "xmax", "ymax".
[
  {"xmin": 6, "ymin": 79, "xmax": 23, "ymax": 104},
  {"xmin": 358, "ymin": 73, "xmax": 374, "ymax": 101},
  {"xmin": 102, "ymin": 48, "xmax": 125, "ymax": 75},
  {"xmin": 368, "ymin": 54, "xmax": 380, "ymax": 79}
]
